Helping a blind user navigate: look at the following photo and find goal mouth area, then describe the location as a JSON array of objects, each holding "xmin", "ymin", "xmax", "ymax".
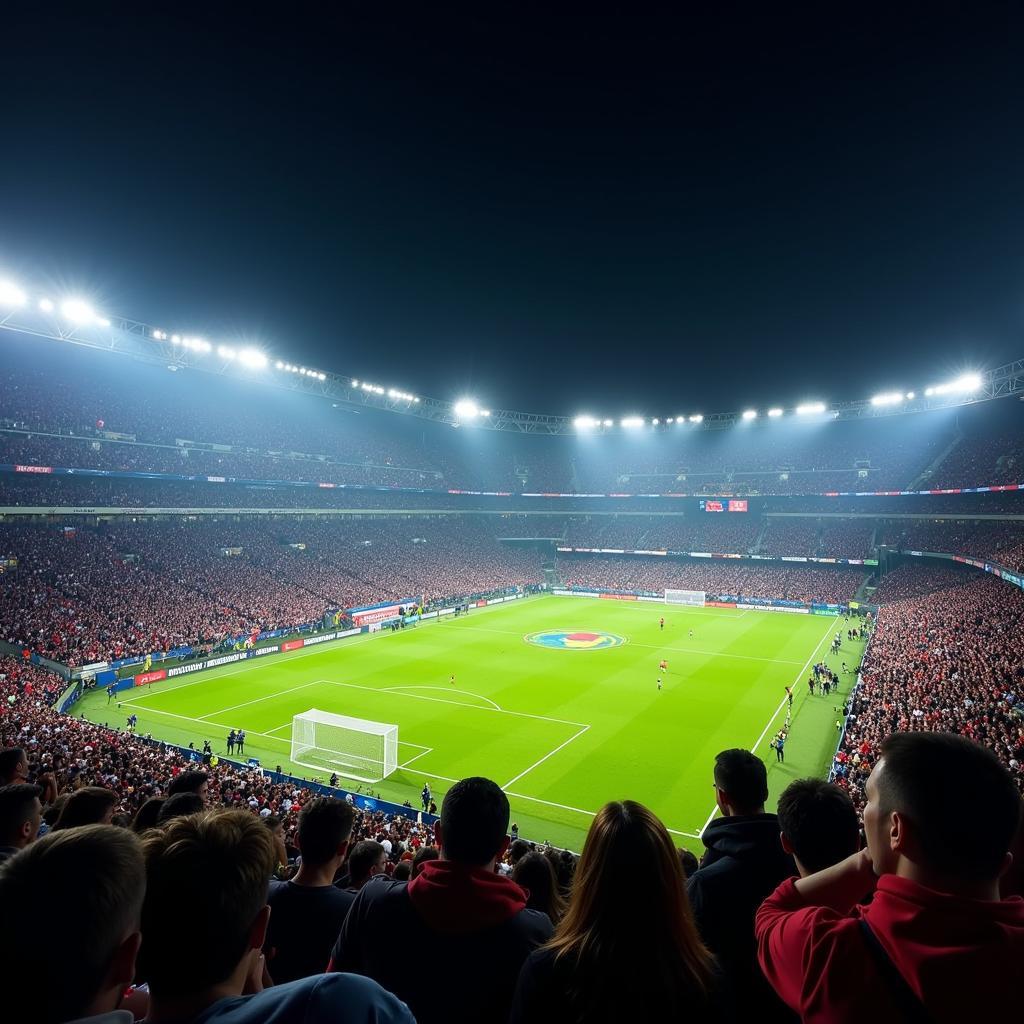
[{"xmin": 290, "ymin": 708, "xmax": 399, "ymax": 785}]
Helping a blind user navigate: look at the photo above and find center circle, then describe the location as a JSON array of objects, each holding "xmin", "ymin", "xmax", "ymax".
[{"xmin": 525, "ymin": 629, "xmax": 627, "ymax": 651}]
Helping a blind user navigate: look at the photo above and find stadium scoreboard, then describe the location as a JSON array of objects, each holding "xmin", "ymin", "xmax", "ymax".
[{"xmin": 699, "ymin": 499, "xmax": 748, "ymax": 512}]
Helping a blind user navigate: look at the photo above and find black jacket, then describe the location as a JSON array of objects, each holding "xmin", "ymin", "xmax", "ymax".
[{"xmin": 687, "ymin": 814, "xmax": 796, "ymax": 1018}]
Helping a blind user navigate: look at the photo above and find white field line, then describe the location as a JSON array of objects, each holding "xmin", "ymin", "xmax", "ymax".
[
  {"xmin": 382, "ymin": 684, "xmax": 502, "ymax": 711},
  {"xmin": 500, "ymin": 725, "xmax": 590, "ymax": 790},
  {"xmin": 197, "ymin": 680, "xmax": 321, "ymax": 720},
  {"xmin": 399, "ymin": 748, "xmax": 433, "ymax": 770},
  {"xmin": 122, "ymin": 703, "xmax": 290, "ymax": 747},
  {"xmin": 696, "ymin": 614, "xmax": 841, "ymax": 838},
  {"xmin": 317, "ymin": 679, "xmax": 589, "ymax": 729}
]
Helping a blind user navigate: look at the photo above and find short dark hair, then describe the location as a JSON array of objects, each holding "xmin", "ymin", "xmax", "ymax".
[
  {"xmin": 0, "ymin": 825, "xmax": 145, "ymax": 1023},
  {"xmin": 167, "ymin": 770, "xmax": 208, "ymax": 796},
  {"xmin": 678, "ymin": 848, "xmax": 700, "ymax": 879},
  {"xmin": 0, "ymin": 783, "xmax": 41, "ymax": 843},
  {"xmin": 391, "ymin": 860, "xmax": 412, "ymax": 881},
  {"xmin": 713, "ymin": 749, "xmax": 768, "ymax": 813},
  {"xmin": 877, "ymin": 733, "xmax": 1022, "ymax": 881},
  {"xmin": 296, "ymin": 797, "xmax": 355, "ymax": 865},
  {"xmin": 0, "ymin": 747, "xmax": 27, "ymax": 784},
  {"xmin": 411, "ymin": 845, "xmax": 440, "ymax": 876},
  {"xmin": 440, "ymin": 776, "xmax": 510, "ymax": 865},
  {"xmin": 347, "ymin": 839, "xmax": 385, "ymax": 884},
  {"xmin": 131, "ymin": 797, "xmax": 165, "ymax": 833},
  {"xmin": 156, "ymin": 792, "xmax": 205, "ymax": 824},
  {"xmin": 53, "ymin": 787, "xmax": 117, "ymax": 831},
  {"xmin": 140, "ymin": 810, "xmax": 274, "ymax": 998},
  {"xmin": 777, "ymin": 779, "xmax": 860, "ymax": 873},
  {"xmin": 508, "ymin": 838, "xmax": 532, "ymax": 864}
]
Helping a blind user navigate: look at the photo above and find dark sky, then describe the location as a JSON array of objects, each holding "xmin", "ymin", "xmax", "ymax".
[{"xmin": 2, "ymin": 5, "xmax": 1023, "ymax": 418}]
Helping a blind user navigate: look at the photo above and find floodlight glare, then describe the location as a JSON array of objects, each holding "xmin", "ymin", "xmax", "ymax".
[
  {"xmin": 741, "ymin": 409, "xmax": 757, "ymax": 420},
  {"xmin": 652, "ymin": 417, "xmax": 660, "ymax": 425},
  {"xmin": 796, "ymin": 401, "xmax": 826, "ymax": 415},
  {"xmin": 620, "ymin": 416, "xmax": 645, "ymax": 428},
  {"xmin": 218, "ymin": 346, "xmax": 236, "ymax": 359},
  {"xmin": 870, "ymin": 391, "xmax": 904, "ymax": 407},
  {"xmin": 767, "ymin": 407, "xmax": 784, "ymax": 418},
  {"xmin": 0, "ymin": 280, "xmax": 27, "ymax": 307},
  {"xmin": 454, "ymin": 399, "xmax": 480, "ymax": 419},
  {"xmin": 906, "ymin": 391, "xmax": 915, "ymax": 399},
  {"xmin": 38, "ymin": 298, "xmax": 54, "ymax": 312},
  {"xmin": 688, "ymin": 414, "xmax": 703, "ymax": 424},
  {"xmin": 61, "ymin": 298, "xmax": 94, "ymax": 323},
  {"xmin": 573, "ymin": 415, "xmax": 599, "ymax": 429},
  {"xmin": 602, "ymin": 418, "xmax": 613, "ymax": 426},
  {"xmin": 666, "ymin": 417, "xmax": 675, "ymax": 424},
  {"xmin": 925, "ymin": 373, "xmax": 982, "ymax": 397},
  {"xmin": 95, "ymin": 317, "xmax": 111, "ymax": 328},
  {"xmin": 238, "ymin": 348, "xmax": 267, "ymax": 369}
]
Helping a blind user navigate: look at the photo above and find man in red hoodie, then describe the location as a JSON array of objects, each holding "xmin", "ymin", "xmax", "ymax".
[
  {"xmin": 329, "ymin": 776, "xmax": 553, "ymax": 1024},
  {"xmin": 756, "ymin": 732, "xmax": 1024, "ymax": 1022}
]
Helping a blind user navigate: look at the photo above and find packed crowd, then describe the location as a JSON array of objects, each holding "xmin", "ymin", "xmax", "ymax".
[
  {"xmin": 2, "ymin": 688, "xmax": 1020, "ymax": 1022},
  {"xmin": 834, "ymin": 567, "xmax": 1024, "ymax": 812},
  {"xmin": 928, "ymin": 430, "xmax": 1024, "ymax": 489},
  {"xmin": 560, "ymin": 514, "xmax": 762, "ymax": 553},
  {"xmin": 879, "ymin": 518, "xmax": 1024, "ymax": 572},
  {"xmin": 557, "ymin": 555, "xmax": 865, "ymax": 604},
  {"xmin": 0, "ymin": 519, "xmax": 543, "ymax": 665}
]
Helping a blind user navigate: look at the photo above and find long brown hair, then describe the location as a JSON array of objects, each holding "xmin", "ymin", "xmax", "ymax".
[{"xmin": 547, "ymin": 801, "xmax": 714, "ymax": 1015}]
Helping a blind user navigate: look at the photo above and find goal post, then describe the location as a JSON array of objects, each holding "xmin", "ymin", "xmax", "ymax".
[
  {"xmin": 665, "ymin": 588, "xmax": 706, "ymax": 607},
  {"xmin": 290, "ymin": 709, "xmax": 398, "ymax": 783}
]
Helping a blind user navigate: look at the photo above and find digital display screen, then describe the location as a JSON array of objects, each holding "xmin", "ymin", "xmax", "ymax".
[{"xmin": 700, "ymin": 499, "xmax": 748, "ymax": 512}]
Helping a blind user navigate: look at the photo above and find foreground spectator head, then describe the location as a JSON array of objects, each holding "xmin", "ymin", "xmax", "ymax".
[
  {"xmin": 777, "ymin": 779, "xmax": 860, "ymax": 875},
  {"xmin": 347, "ymin": 839, "xmax": 387, "ymax": 887},
  {"xmin": 131, "ymin": 796, "xmax": 165, "ymax": 833},
  {"xmin": 865, "ymin": 732, "xmax": 1021, "ymax": 890},
  {"xmin": 296, "ymin": 797, "xmax": 354, "ymax": 868},
  {"xmin": 156, "ymin": 791, "xmax": 205, "ymax": 824},
  {"xmin": 166, "ymin": 769, "xmax": 209, "ymax": 801},
  {"xmin": 53, "ymin": 786, "xmax": 117, "ymax": 830},
  {"xmin": 436, "ymin": 775, "xmax": 510, "ymax": 865},
  {"xmin": 0, "ymin": 825, "xmax": 144, "ymax": 1023},
  {"xmin": 712, "ymin": 748, "xmax": 768, "ymax": 816},
  {"xmin": 512, "ymin": 850, "xmax": 565, "ymax": 922},
  {"xmin": 411, "ymin": 844, "xmax": 439, "ymax": 877},
  {"xmin": 140, "ymin": 809, "xmax": 274, "ymax": 1002},
  {"xmin": 679, "ymin": 847, "xmax": 700, "ymax": 879},
  {"xmin": 0, "ymin": 783, "xmax": 42, "ymax": 861},
  {"xmin": 512, "ymin": 801, "xmax": 713, "ymax": 1020},
  {"xmin": 142, "ymin": 808, "xmax": 413, "ymax": 1021},
  {"xmin": 0, "ymin": 746, "xmax": 29, "ymax": 785}
]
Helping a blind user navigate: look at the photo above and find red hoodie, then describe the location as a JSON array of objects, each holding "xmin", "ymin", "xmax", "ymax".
[
  {"xmin": 756, "ymin": 874, "xmax": 1024, "ymax": 1022},
  {"xmin": 406, "ymin": 859, "xmax": 528, "ymax": 932}
]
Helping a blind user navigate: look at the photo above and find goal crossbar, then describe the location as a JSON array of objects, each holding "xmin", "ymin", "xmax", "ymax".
[{"xmin": 290, "ymin": 708, "xmax": 399, "ymax": 784}]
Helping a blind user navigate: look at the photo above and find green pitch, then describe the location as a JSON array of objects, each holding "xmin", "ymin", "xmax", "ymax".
[{"xmin": 78, "ymin": 595, "xmax": 864, "ymax": 852}]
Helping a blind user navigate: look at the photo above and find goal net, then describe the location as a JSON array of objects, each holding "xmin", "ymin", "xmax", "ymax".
[
  {"xmin": 290, "ymin": 709, "xmax": 399, "ymax": 784},
  {"xmin": 665, "ymin": 588, "xmax": 706, "ymax": 607}
]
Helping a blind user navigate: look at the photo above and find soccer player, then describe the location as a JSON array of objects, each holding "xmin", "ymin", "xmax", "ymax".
[
  {"xmin": 689, "ymin": 629, "xmax": 694, "ymax": 640},
  {"xmin": 227, "ymin": 730, "xmax": 235, "ymax": 754},
  {"xmin": 236, "ymin": 729, "xmax": 245, "ymax": 754},
  {"xmin": 785, "ymin": 686, "xmax": 793, "ymax": 708},
  {"xmin": 450, "ymin": 673, "xmax": 455, "ymax": 686},
  {"xmin": 659, "ymin": 616, "xmax": 664, "ymax": 630},
  {"xmin": 659, "ymin": 658, "xmax": 668, "ymax": 673},
  {"xmin": 657, "ymin": 677, "xmax": 662, "ymax": 692},
  {"xmin": 421, "ymin": 782, "xmax": 431, "ymax": 812}
]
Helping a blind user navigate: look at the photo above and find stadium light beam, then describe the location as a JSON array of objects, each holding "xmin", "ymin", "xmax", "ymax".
[
  {"xmin": 767, "ymin": 407, "xmax": 784, "ymax": 418},
  {"xmin": 925, "ymin": 373, "xmax": 982, "ymax": 397},
  {"xmin": 0, "ymin": 280, "xmax": 27, "ymax": 307},
  {"xmin": 454, "ymin": 399, "xmax": 480, "ymax": 419},
  {"xmin": 870, "ymin": 391, "xmax": 904, "ymax": 407},
  {"xmin": 620, "ymin": 416, "xmax": 645, "ymax": 428},
  {"xmin": 238, "ymin": 348, "xmax": 268, "ymax": 369},
  {"xmin": 61, "ymin": 298, "xmax": 95, "ymax": 323},
  {"xmin": 795, "ymin": 401, "xmax": 826, "ymax": 415},
  {"xmin": 688, "ymin": 414, "xmax": 703, "ymax": 424},
  {"xmin": 741, "ymin": 409, "xmax": 758, "ymax": 420},
  {"xmin": 573, "ymin": 415, "xmax": 599, "ymax": 429}
]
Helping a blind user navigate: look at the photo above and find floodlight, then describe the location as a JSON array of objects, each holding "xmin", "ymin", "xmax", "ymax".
[
  {"xmin": 38, "ymin": 298, "xmax": 54, "ymax": 312},
  {"xmin": 741, "ymin": 409, "xmax": 757, "ymax": 420},
  {"xmin": 238, "ymin": 348, "xmax": 267, "ymax": 369},
  {"xmin": 666, "ymin": 417, "xmax": 675, "ymax": 424},
  {"xmin": 925, "ymin": 373, "xmax": 981, "ymax": 397},
  {"xmin": 275, "ymin": 360, "xmax": 284, "ymax": 369},
  {"xmin": 171, "ymin": 334, "xmax": 180, "ymax": 343},
  {"xmin": 767, "ymin": 407, "xmax": 783, "ymax": 418},
  {"xmin": 688, "ymin": 414, "xmax": 703, "ymax": 423},
  {"xmin": 795, "ymin": 401, "xmax": 826, "ymax": 415},
  {"xmin": 870, "ymin": 392, "xmax": 904, "ymax": 407},
  {"xmin": 61, "ymin": 298, "xmax": 94, "ymax": 323},
  {"xmin": 573, "ymin": 415, "xmax": 599, "ymax": 429},
  {"xmin": 454, "ymin": 399, "xmax": 480, "ymax": 419},
  {"xmin": 620, "ymin": 416, "xmax": 645, "ymax": 428},
  {"xmin": 602, "ymin": 418, "xmax": 613, "ymax": 426},
  {"xmin": 652, "ymin": 417, "xmax": 660, "ymax": 425},
  {"xmin": 481, "ymin": 409, "xmax": 491, "ymax": 416},
  {"xmin": 218, "ymin": 346, "xmax": 236, "ymax": 359},
  {"xmin": 906, "ymin": 391, "xmax": 915, "ymax": 399},
  {"xmin": 0, "ymin": 280, "xmax": 27, "ymax": 307}
]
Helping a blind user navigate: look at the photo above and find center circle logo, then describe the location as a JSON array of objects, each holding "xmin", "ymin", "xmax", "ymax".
[{"xmin": 525, "ymin": 630, "xmax": 626, "ymax": 651}]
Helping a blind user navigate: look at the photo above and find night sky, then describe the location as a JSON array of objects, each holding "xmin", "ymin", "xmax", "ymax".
[{"xmin": 2, "ymin": 5, "xmax": 1023, "ymax": 418}]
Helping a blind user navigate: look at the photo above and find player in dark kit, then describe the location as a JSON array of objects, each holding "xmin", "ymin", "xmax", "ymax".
[{"xmin": 659, "ymin": 617, "xmax": 665, "ymax": 630}]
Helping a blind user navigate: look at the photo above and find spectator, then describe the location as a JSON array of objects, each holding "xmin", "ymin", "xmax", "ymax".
[
  {"xmin": 166, "ymin": 769, "xmax": 209, "ymax": 801},
  {"xmin": 686, "ymin": 749, "xmax": 795, "ymax": 1019},
  {"xmin": 52, "ymin": 786, "xmax": 117, "ymax": 831},
  {"xmin": 266, "ymin": 798, "xmax": 356, "ymax": 983},
  {"xmin": 131, "ymin": 796, "xmax": 166, "ymax": 833},
  {"xmin": 330, "ymin": 776, "xmax": 553, "ymax": 1024},
  {"xmin": 679, "ymin": 847, "xmax": 700, "ymax": 879},
  {"xmin": 139, "ymin": 809, "xmax": 414, "ymax": 1023},
  {"xmin": 510, "ymin": 800, "xmax": 722, "ymax": 1022},
  {"xmin": 776, "ymin": 778, "xmax": 861, "ymax": 875},
  {"xmin": 512, "ymin": 851, "xmax": 566, "ymax": 923},
  {"xmin": 263, "ymin": 813, "xmax": 289, "ymax": 873},
  {"xmin": 335, "ymin": 839, "xmax": 388, "ymax": 911},
  {"xmin": 391, "ymin": 860, "xmax": 412, "ymax": 881},
  {"xmin": 757, "ymin": 733, "xmax": 1024, "ymax": 1022},
  {"xmin": 0, "ymin": 783, "xmax": 42, "ymax": 862},
  {"xmin": 0, "ymin": 825, "xmax": 145, "ymax": 1024},
  {"xmin": 156, "ymin": 791, "xmax": 205, "ymax": 824},
  {"xmin": 411, "ymin": 843, "xmax": 439, "ymax": 877}
]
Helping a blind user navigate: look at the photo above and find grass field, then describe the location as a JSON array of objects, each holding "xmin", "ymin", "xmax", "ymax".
[{"xmin": 78, "ymin": 595, "xmax": 865, "ymax": 852}]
